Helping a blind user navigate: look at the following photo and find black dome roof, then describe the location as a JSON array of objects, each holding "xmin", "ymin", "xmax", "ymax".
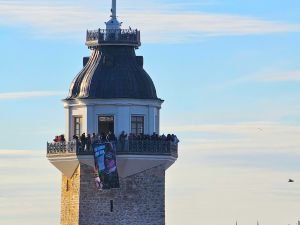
[{"xmin": 67, "ymin": 46, "xmax": 159, "ymax": 100}]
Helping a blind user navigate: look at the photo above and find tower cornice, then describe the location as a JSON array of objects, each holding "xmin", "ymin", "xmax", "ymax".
[{"xmin": 63, "ymin": 98, "xmax": 164, "ymax": 109}]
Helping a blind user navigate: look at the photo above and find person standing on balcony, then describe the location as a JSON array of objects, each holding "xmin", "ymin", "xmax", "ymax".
[
  {"xmin": 100, "ymin": 132, "xmax": 106, "ymax": 143},
  {"xmin": 53, "ymin": 136, "xmax": 59, "ymax": 143},
  {"xmin": 80, "ymin": 133, "xmax": 87, "ymax": 151},
  {"xmin": 60, "ymin": 134, "xmax": 66, "ymax": 142},
  {"xmin": 91, "ymin": 133, "xmax": 97, "ymax": 144},
  {"xmin": 119, "ymin": 131, "xmax": 127, "ymax": 151},
  {"xmin": 172, "ymin": 134, "xmax": 179, "ymax": 144},
  {"xmin": 106, "ymin": 131, "xmax": 117, "ymax": 142},
  {"xmin": 73, "ymin": 135, "xmax": 79, "ymax": 144},
  {"xmin": 86, "ymin": 134, "xmax": 92, "ymax": 151}
]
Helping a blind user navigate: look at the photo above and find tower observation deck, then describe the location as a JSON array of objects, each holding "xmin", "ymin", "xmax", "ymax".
[
  {"xmin": 86, "ymin": 29, "xmax": 141, "ymax": 49},
  {"xmin": 46, "ymin": 1, "xmax": 178, "ymax": 224},
  {"xmin": 86, "ymin": 0, "xmax": 140, "ymax": 49}
]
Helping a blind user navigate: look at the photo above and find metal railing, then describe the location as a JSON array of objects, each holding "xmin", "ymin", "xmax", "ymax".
[
  {"xmin": 47, "ymin": 142, "xmax": 77, "ymax": 154},
  {"xmin": 47, "ymin": 140, "xmax": 178, "ymax": 158},
  {"xmin": 118, "ymin": 140, "xmax": 178, "ymax": 157},
  {"xmin": 86, "ymin": 29, "xmax": 141, "ymax": 46}
]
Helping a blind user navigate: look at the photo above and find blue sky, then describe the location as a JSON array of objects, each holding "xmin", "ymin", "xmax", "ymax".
[{"xmin": 0, "ymin": 0, "xmax": 300, "ymax": 224}]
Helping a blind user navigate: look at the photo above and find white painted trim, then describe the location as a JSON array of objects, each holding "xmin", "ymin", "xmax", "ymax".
[
  {"xmin": 47, "ymin": 154, "xmax": 77, "ymax": 160},
  {"xmin": 117, "ymin": 154, "xmax": 177, "ymax": 162},
  {"xmin": 63, "ymin": 98, "xmax": 163, "ymax": 108}
]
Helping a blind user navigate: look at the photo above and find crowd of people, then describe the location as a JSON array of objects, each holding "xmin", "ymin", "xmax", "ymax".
[
  {"xmin": 72, "ymin": 132, "xmax": 117, "ymax": 151},
  {"xmin": 52, "ymin": 131, "xmax": 179, "ymax": 151},
  {"xmin": 128, "ymin": 132, "xmax": 179, "ymax": 144}
]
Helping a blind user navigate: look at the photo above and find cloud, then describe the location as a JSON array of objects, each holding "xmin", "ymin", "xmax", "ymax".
[
  {"xmin": 0, "ymin": 149, "xmax": 40, "ymax": 156},
  {"xmin": 210, "ymin": 69, "xmax": 300, "ymax": 90},
  {"xmin": 169, "ymin": 121, "xmax": 300, "ymax": 134},
  {"xmin": 0, "ymin": 91, "xmax": 65, "ymax": 100},
  {"xmin": 0, "ymin": 1, "xmax": 299, "ymax": 42},
  {"xmin": 126, "ymin": 12, "xmax": 300, "ymax": 42},
  {"xmin": 164, "ymin": 121, "xmax": 300, "ymax": 153},
  {"xmin": 167, "ymin": 162, "xmax": 300, "ymax": 225},
  {"xmin": 0, "ymin": 149, "xmax": 60, "ymax": 225},
  {"xmin": 250, "ymin": 70, "xmax": 300, "ymax": 82}
]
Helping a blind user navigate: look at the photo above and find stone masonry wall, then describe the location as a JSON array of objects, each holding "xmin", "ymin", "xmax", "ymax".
[
  {"xmin": 61, "ymin": 166, "xmax": 80, "ymax": 225},
  {"xmin": 79, "ymin": 164, "xmax": 166, "ymax": 225}
]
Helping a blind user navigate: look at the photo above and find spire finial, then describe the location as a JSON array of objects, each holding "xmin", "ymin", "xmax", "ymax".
[
  {"xmin": 111, "ymin": 0, "xmax": 117, "ymax": 19},
  {"xmin": 106, "ymin": 0, "xmax": 121, "ymax": 29}
]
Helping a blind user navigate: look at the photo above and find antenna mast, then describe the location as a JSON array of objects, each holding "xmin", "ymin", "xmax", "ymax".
[
  {"xmin": 111, "ymin": 0, "xmax": 117, "ymax": 19},
  {"xmin": 106, "ymin": 0, "xmax": 121, "ymax": 29}
]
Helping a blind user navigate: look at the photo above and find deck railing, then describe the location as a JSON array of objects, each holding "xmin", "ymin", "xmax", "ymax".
[
  {"xmin": 47, "ymin": 142, "xmax": 77, "ymax": 154},
  {"xmin": 47, "ymin": 140, "xmax": 178, "ymax": 158},
  {"xmin": 86, "ymin": 29, "xmax": 141, "ymax": 47}
]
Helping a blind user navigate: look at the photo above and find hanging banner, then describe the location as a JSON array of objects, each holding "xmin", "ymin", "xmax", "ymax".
[{"xmin": 93, "ymin": 142, "xmax": 120, "ymax": 190}]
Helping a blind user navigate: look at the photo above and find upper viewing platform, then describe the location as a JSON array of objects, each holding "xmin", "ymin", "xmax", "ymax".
[
  {"xmin": 86, "ymin": 29, "xmax": 141, "ymax": 49},
  {"xmin": 47, "ymin": 139, "xmax": 178, "ymax": 158},
  {"xmin": 85, "ymin": 0, "xmax": 141, "ymax": 49}
]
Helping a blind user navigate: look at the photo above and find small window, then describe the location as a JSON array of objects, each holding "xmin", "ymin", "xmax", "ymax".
[
  {"xmin": 74, "ymin": 117, "xmax": 81, "ymax": 137},
  {"xmin": 131, "ymin": 116, "xmax": 144, "ymax": 135}
]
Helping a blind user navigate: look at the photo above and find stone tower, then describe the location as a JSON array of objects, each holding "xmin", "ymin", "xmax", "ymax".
[{"xmin": 47, "ymin": 1, "xmax": 178, "ymax": 225}]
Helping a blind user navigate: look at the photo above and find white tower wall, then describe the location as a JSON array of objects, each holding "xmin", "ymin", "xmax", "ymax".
[{"xmin": 64, "ymin": 99, "xmax": 162, "ymax": 141}]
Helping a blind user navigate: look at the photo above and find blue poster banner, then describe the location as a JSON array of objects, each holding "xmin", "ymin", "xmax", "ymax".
[{"xmin": 93, "ymin": 142, "xmax": 120, "ymax": 190}]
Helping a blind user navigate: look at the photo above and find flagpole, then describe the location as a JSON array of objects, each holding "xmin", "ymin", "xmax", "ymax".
[{"xmin": 111, "ymin": 0, "xmax": 117, "ymax": 19}]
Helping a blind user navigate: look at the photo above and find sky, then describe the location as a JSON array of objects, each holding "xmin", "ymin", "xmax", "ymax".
[{"xmin": 0, "ymin": 0, "xmax": 300, "ymax": 224}]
